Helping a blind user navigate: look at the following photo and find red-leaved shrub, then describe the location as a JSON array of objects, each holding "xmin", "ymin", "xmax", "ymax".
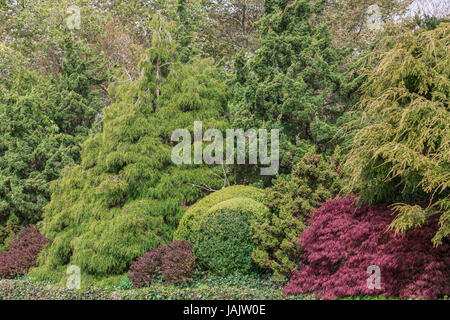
[
  {"xmin": 0, "ymin": 225, "xmax": 48, "ymax": 279},
  {"xmin": 284, "ymin": 196, "xmax": 450, "ymax": 299},
  {"xmin": 129, "ymin": 240, "xmax": 196, "ymax": 288}
]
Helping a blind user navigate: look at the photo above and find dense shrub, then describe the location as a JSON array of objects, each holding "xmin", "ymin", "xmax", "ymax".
[
  {"xmin": 284, "ymin": 196, "xmax": 450, "ymax": 300},
  {"xmin": 174, "ymin": 185, "xmax": 267, "ymax": 275},
  {"xmin": 174, "ymin": 185, "xmax": 264, "ymax": 242},
  {"xmin": 195, "ymin": 197, "xmax": 269, "ymax": 275},
  {"xmin": 129, "ymin": 240, "xmax": 196, "ymax": 288},
  {"xmin": 0, "ymin": 226, "xmax": 48, "ymax": 279},
  {"xmin": 162, "ymin": 242, "xmax": 197, "ymax": 284},
  {"xmin": 252, "ymin": 148, "xmax": 342, "ymax": 279}
]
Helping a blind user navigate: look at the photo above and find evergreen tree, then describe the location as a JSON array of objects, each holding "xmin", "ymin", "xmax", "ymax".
[
  {"xmin": 30, "ymin": 14, "xmax": 229, "ymax": 282},
  {"xmin": 231, "ymin": 0, "xmax": 344, "ymax": 174},
  {"xmin": 47, "ymin": 37, "xmax": 108, "ymax": 140},
  {"xmin": 0, "ymin": 38, "xmax": 107, "ymax": 237}
]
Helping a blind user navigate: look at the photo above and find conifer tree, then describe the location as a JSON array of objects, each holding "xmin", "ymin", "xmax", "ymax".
[
  {"xmin": 0, "ymin": 38, "xmax": 107, "ymax": 236},
  {"xmin": 30, "ymin": 13, "xmax": 228, "ymax": 281},
  {"xmin": 231, "ymin": 0, "xmax": 344, "ymax": 173},
  {"xmin": 47, "ymin": 37, "xmax": 108, "ymax": 140}
]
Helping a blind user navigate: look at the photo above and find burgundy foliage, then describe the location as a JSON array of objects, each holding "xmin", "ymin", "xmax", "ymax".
[
  {"xmin": 129, "ymin": 240, "xmax": 196, "ymax": 288},
  {"xmin": 284, "ymin": 196, "xmax": 450, "ymax": 299},
  {"xmin": 0, "ymin": 225, "xmax": 48, "ymax": 279}
]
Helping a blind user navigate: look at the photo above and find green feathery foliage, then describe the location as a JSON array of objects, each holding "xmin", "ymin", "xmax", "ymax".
[
  {"xmin": 251, "ymin": 147, "xmax": 342, "ymax": 279},
  {"xmin": 30, "ymin": 13, "xmax": 228, "ymax": 282},
  {"xmin": 345, "ymin": 23, "xmax": 450, "ymax": 245}
]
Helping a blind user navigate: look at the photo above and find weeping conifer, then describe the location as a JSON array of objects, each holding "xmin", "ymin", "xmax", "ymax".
[
  {"xmin": 30, "ymin": 13, "xmax": 228, "ymax": 281},
  {"xmin": 345, "ymin": 23, "xmax": 449, "ymax": 245}
]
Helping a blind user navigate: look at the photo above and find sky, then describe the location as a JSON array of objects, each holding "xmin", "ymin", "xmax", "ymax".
[{"xmin": 407, "ymin": 0, "xmax": 449, "ymax": 18}]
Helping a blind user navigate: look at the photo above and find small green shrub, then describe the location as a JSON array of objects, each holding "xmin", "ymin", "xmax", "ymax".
[
  {"xmin": 195, "ymin": 197, "xmax": 269, "ymax": 275},
  {"xmin": 174, "ymin": 186, "xmax": 268, "ymax": 275},
  {"xmin": 118, "ymin": 276, "xmax": 133, "ymax": 291},
  {"xmin": 174, "ymin": 185, "xmax": 264, "ymax": 242}
]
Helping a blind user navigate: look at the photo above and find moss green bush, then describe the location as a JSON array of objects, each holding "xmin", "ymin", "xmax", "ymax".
[
  {"xmin": 174, "ymin": 185, "xmax": 268, "ymax": 275},
  {"xmin": 174, "ymin": 185, "xmax": 264, "ymax": 241},
  {"xmin": 195, "ymin": 197, "xmax": 268, "ymax": 275}
]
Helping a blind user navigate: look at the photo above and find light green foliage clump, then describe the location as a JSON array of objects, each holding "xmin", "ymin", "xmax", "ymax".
[
  {"xmin": 251, "ymin": 147, "xmax": 342, "ymax": 279},
  {"xmin": 29, "ymin": 14, "xmax": 228, "ymax": 281},
  {"xmin": 175, "ymin": 185, "xmax": 268, "ymax": 275},
  {"xmin": 345, "ymin": 23, "xmax": 450, "ymax": 245}
]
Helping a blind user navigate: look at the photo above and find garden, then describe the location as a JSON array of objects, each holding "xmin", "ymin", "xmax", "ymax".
[{"xmin": 0, "ymin": 0, "xmax": 449, "ymax": 301}]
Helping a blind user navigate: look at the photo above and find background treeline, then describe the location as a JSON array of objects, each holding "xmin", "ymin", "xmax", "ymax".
[{"xmin": 0, "ymin": 0, "xmax": 449, "ymax": 299}]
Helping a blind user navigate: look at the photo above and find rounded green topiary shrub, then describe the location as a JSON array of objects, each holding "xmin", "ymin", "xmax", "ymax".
[
  {"xmin": 174, "ymin": 185, "xmax": 268, "ymax": 275},
  {"xmin": 174, "ymin": 185, "xmax": 264, "ymax": 241}
]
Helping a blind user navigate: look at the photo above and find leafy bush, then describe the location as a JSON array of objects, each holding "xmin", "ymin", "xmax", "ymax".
[
  {"xmin": 162, "ymin": 242, "xmax": 197, "ymax": 284},
  {"xmin": 284, "ymin": 196, "xmax": 450, "ymax": 300},
  {"xmin": 195, "ymin": 197, "xmax": 269, "ymax": 275},
  {"xmin": 252, "ymin": 148, "xmax": 342, "ymax": 279},
  {"xmin": 344, "ymin": 23, "xmax": 450, "ymax": 245},
  {"xmin": 129, "ymin": 240, "xmax": 196, "ymax": 288},
  {"xmin": 0, "ymin": 226, "xmax": 48, "ymax": 279},
  {"xmin": 174, "ymin": 185, "xmax": 267, "ymax": 275},
  {"xmin": 174, "ymin": 185, "xmax": 264, "ymax": 242}
]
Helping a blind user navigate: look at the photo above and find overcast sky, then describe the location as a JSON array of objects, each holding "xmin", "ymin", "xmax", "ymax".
[{"xmin": 408, "ymin": 0, "xmax": 449, "ymax": 18}]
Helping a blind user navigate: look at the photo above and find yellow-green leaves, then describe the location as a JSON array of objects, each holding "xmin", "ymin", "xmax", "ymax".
[{"xmin": 345, "ymin": 22, "xmax": 450, "ymax": 246}]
